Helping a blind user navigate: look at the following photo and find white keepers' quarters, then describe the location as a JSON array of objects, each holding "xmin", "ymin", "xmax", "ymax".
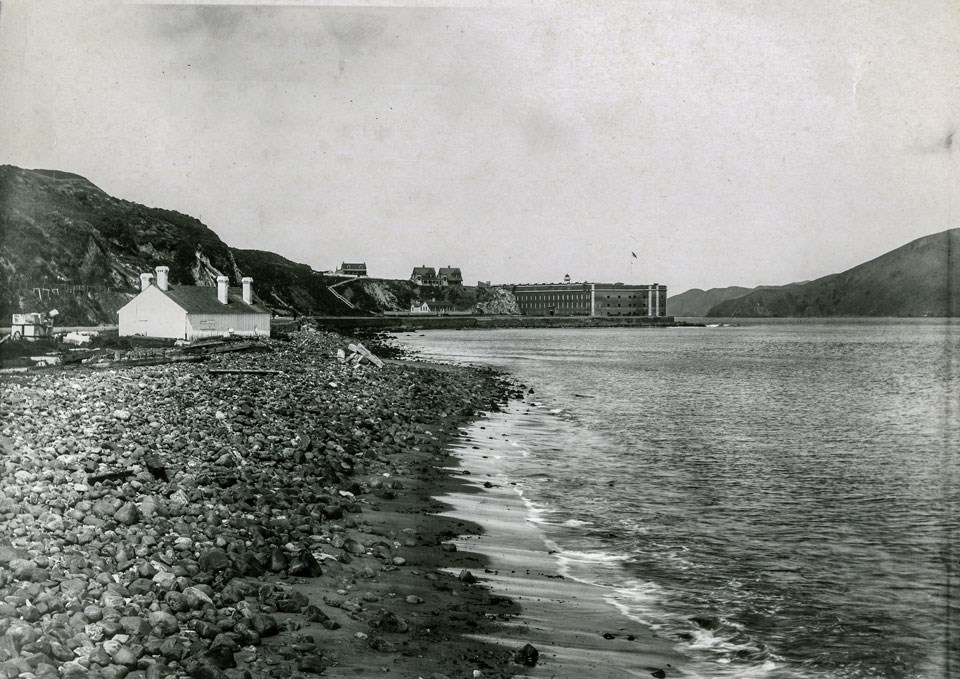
[{"xmin": 118, "ymin": 267, "xmax": 271, "ymax": 340}]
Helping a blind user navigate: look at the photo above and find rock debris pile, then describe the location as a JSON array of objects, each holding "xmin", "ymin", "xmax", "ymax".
[{"xmin": 0, "ymin": 331, "xmax": 512, "ymax": 679}]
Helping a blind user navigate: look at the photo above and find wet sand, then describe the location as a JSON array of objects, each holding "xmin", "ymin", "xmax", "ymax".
[{"xmin": 436, "ymin": 406, "xmax": 686, "ymax": 678}]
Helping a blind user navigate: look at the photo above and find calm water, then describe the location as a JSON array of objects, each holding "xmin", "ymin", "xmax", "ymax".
[{"xmin": 397, "ymin": 321, "xmax": 959, "ymax": 679}]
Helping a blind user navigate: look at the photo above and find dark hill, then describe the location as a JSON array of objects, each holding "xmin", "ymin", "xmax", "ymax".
[
  {"xmin": 707, "ymin": 229, "xmax": 959, "ymax": 317},
  {"xmin": 667, "ymin": 286, "xmax": 754, "ymax": 317},
  {"xmin": 0, "ymin": 165, "xmax": 356, "ymax": 324}
]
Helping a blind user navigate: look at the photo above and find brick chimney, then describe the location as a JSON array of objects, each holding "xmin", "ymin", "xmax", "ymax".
[
  {"xmin": 241, "ymin": 277, "xmax": 253, "ymax": 305},
  {"xmin": 155, "ymin": 266, "xmax": 169, "ymax": 291},
  {"xmin": 217, "ymin": 276, "xmax": 229, "ymax": 305},
  {"xmin": 140, "ymin": 273, "xmax": 154, "ymax": 292}
]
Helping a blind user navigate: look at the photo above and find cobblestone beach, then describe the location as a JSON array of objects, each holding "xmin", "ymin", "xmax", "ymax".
[{"xmin": 0, "ymin": 331, "xmax": 527, "ymax": 679}]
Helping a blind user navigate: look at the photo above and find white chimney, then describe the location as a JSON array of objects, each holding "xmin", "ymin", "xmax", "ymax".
[
  {"xmin": 241, "ymin": 277, "xmax": 253, "ymax": 305},
  {"xmin": 140, "ymin": 273, "xmax": 154, "ymax": 292},
  {"xmin": 155, "ymin": 266, "xmax": 169, "ymax": 291},
  {"xmin": 217, "ymin": 276, "xmax": 230, "ymax": 305}
]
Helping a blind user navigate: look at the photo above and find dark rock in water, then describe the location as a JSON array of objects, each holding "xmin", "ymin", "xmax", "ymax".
[
  {"xmin": 651, "ymin": 670, "xmax": 667, "ymax": 679},
  {"xmin": 602, "ymin": 632, "xmax": 617, "ymax": 639},
  {"xmin": 513, "ymin": 643, "xmax": 539, "ymax": 667},
  {"xmin": 198, "ymin": 548, "xmax": 230, "ymax": 573},
  {"xmin": 287, "ymin": 551, "xmax": 322, "ymax": 577},
  {"xmin": 689, "ymin": 615, "xmax": 721, "ymax": 630},
  {"xmin": 458, "ymin": 569, "xmax": 477, "ymax": 584}
]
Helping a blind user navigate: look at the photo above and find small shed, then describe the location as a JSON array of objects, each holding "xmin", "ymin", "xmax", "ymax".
[{"xmin": 118, "ymin": 267, "xmax": 270, "ymax": 340}]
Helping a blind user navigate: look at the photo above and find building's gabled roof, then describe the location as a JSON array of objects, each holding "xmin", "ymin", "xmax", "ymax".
[
  {"xmin": 411, "ymin": 266, "xmax": 437, "ymax": 276},
  {"xmin": 339, "ymin": 262, "xmax": 366, "ymax": 269},
  {"xmin": 161, "ymin": 286, "xmax": 270, "ymax": 315},
  {"xmin": 438, "ymin": 267, "xmax": 462, "ymax": 278}
]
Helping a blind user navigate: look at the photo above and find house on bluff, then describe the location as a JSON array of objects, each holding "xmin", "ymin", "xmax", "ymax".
[
  {"xmin": 118, "ymin": 266, "xmax": 271, "ymax": 340},
  {"xmin": 410, "ymin": 266, "xmax": 437, "ymax": 286},
  {"xmin": 336, "ymin": 262, "xmax": 367, "ymax": 277},
  {"xmin": 437, "ymin": 266, "xmax": 463, "ymax": 286}
]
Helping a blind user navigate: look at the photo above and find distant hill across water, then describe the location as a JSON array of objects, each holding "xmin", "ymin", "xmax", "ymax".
[{"xmin": 668, "ymin": 228, "xmax": 959, "ymax": 317}]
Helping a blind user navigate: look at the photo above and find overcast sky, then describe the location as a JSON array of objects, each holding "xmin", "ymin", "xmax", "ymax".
[{"xmin": 1, "ymin": 1, "xmax": 957, "ymax": 293}]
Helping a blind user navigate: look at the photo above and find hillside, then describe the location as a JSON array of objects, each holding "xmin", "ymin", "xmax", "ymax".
[
  {"xmin": 0, "ymin": 165, "xmax": 506, "ymax": 325},
  {"xmin": 707, "ymin": 228, "xmax": 959, "ymax": 317},
  {"xmin": 0, "ymin": 166, "xmax": 357, "ymax": 324},
  {"xmin": 667, "ymin": 286, "xmax": 754, "ymax": 317},
  {"xmin": 229, "ymin": 248, "xmax": 353, "ymax": 316}
]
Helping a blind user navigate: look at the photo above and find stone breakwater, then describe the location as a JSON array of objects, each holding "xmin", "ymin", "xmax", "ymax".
[{"xmin": 0, "ymin": 331, "xmax": 522, "ymax": 679}]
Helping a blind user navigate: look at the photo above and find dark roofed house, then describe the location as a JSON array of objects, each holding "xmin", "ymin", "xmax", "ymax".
[
  {"xmin": 437, "ymin": 266, "xmax": 463, "ymax": 286},
  {"xmin": 337, "ymin": 262, "xmax": 367, "ymax": 277},
  {"xmin": 410, "ymin": 266, "xmax": 438, "ymax": 286},
  {"xmin": 118, "ymin": 266, "xmax": 271, "ymax": 340}
]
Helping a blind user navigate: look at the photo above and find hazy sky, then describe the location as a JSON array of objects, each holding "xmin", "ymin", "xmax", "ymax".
[{"xmin": 1, "ymin": 1, "xmax": 957, "ymax": 293}]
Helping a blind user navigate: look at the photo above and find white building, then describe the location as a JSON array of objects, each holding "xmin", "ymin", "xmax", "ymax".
[{"xmin": 118, "ymin": 266, "xmax": 271, "ymax": 340}]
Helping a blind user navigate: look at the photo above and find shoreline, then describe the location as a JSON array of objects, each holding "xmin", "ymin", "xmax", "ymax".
[
  {"xmin": 434, "ymin": 404, "xmax": 686, "ymax": 679},
  {"xmin": 0, "ymin": 327, "xmax": 688, "ymax": 679}
]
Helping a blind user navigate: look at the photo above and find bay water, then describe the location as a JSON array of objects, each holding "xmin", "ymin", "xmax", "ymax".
[{"xmin": 396, "ymin": 320, "xmax": 959, "ymax": 679}]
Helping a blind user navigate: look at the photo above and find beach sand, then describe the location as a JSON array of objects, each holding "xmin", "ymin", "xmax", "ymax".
[{"xmin": 435, "ymin": 406, "xmax": 685, "ymax": 679}]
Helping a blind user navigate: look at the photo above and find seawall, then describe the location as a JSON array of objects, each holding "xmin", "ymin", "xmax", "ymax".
[{"xmin": 306, "ymin": 315, "xmax": 677, "ymax": 331}]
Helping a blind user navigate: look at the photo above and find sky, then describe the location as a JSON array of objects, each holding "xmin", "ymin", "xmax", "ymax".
[{"xmin": 1, "ymin": 1, "xmax": 957, "ymax": 294}]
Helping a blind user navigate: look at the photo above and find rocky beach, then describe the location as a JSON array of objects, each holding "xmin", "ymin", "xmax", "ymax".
[{"xmin": 0, "ymin": 330, "xmax": 541, "ymax": 679}]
